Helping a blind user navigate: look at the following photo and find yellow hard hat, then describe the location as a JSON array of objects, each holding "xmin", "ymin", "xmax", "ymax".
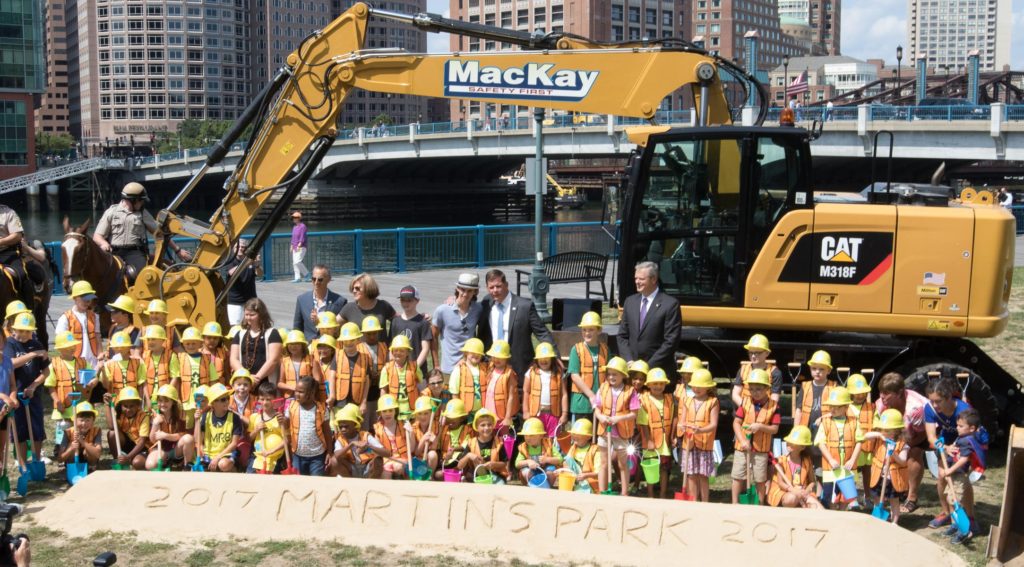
[
  {"xmin": 846, "ymin": 374, "xmax": 872, "ymax": 395},
  {"xmin": 195, "ymin": 385, "xmax": 208, "ymax": 400},
  {"xmin": 486, "ymin": 340, "xmax": 511, "ymax": 359},
  {"xmin": 412, "ymin": 396, "xmax": 434, "ymax": 415},
  {"xmin": 55, "ymin": 331, "xmax": 82, "ymax": 350},
  {"xmin": 443, "ymin": 398, "xmax": 468, "ymax": 420},
  {"xmin": 570, "ymin": 418, "xmax": 593, "ymax": 437},
  {"xmin": 460, "ymin": 338, "xmax": 485, "ymax": 356},
  {"xmin": 70, "ymin": 280, "xmax": 97, "ymax": 299},
  {"xmin": 875, "ymin": 408, "xmax": 905, "ymax": 430},
  {"xmin": 360, "ymin": 316, "xmax": 383, "ymax": 334},
  {"xmin": 11, "ymin": 313, "xmax": 36, "ymax": 331},
  {"xmin": 334, "ymin": 404, "xmax": 363, "ymax": 426},
  {"xmin": 181, "ymin": 327, "xmax": 202, "ymax": 343},
  {"xmin": 689, "ymin": 369, "xmax": 716, "ymax": 389},
  {"xmin": 75, "ymin": 401, "xmax": 97, "ymax": 417},
  {"xmin": 231, "ymin": 368, "xmax": 253, "ymax": 384},
  {"xmin": 645, "ymin": 367, "xmax": 670, "ymax": 385},
  {"xmin": 472, "ymin": 407, "xmax": 497, "ymax": 430},
  {"xmin": 519, "ymin": 417, "xmax": 546, "ymax": 436},
  {"xmin": 823, "ymin": 387, "xmax": 852, "ymax": 406},
  {"xmin": 677, "ymin": 356, "xmax": 703, "ymax": 374},
  {"xmin": 316, "ymin": 312, "xmax": 340, "ymax": 329},
  {"xmin": 258, "ymin": 433, "xmax": 284, "ymax": 454},
  {"xmin": 115, "ymin": 386, "xmax": 142, "ymax": 405},
  {"xmin": 201, "ymin": 322, "xmax": 224, "ymax": 338},
  {"xmin": 389, "ymin": 335, "xmax": 412, "ymax": 351},
  {"xmin": 628, "ymin": 359, "xmax": 650, "ymax": 375},
  {"xmin": 109, "ymin": 331, "xmax": 132, "ymax": 349},
  {"xmin": 4, "ymin": 300, "xmax": 29, "ymax": 320},
  {"xmin": 284, "ymin": 330, "xmax": 307, "ymax": 346},
  {"xmin": 809, "ymin": 350, "xmax": 833, "ymax": 370},
  {"xmin": 144, "ymin": 325, "xmax": 167, "ymax": 341},
  {"xmin": 578, "ymin": 311, "xmax": 602, "ymax": 328},
  {"xmin": 377, "ymin": 394, "xmax": 399, "ymax": 413},
  {"xmin": 145, "ymin": 299, "xmax": 168, "ymax": 315},
  {"xmin": 601, "ymin": 356, "xmax": 629, "ymax": 376},
  {"xmin": 744, "ymin": 333, "xmax": 771, "ymax": 353},
  {"xmin": 534, "ymin": 342, "xmax": 556, "ymax": 359},
  {"xmin": 205, "ymin": 383, "xmax": 230, "ymax": 403},
  {"xmin": 747, "ymin": 368, "xmax": 772, "ymax": 387},
  {"xmin": 107, "ymin": 295, "xmax": 136, "ymax": 314},
  {"xmin": 315, "ymin": 335, "xmax": 337, "ymax": 350},
  {"xmin": 784, "ymin": 425, "xmax": 813, "ymax": 446},
  {"xmin": 339, "ymin": 322, "xmax": 362, "ymax": 341},
  {"xmin": 156, "ymin": 384, "xmax": 180, "ymax": 403}
]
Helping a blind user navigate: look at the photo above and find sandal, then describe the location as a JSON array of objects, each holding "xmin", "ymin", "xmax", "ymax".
[{"xmin": 900, "ymin": 499, "xmax": 919, "ymax": 514}]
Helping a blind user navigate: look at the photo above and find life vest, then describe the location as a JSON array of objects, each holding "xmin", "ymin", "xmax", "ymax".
[
  {"xmin": 64, "ymin": 309, "xmax": 101, "ymax": 358},
  {"xmin": 572, "ymin": 342, "xmax": 607, "ymax": 394},
  {"xmin": 202, "ymin": 411, "xmax": 239, "ymax": 456},
  {"xmin": 337, "ymin": 431, "xmax": 376, "ymax": 465},
  {"xmin": 517, "ymin": 437, "xmax": 556, "ymax": 464},
  {"xmin": 205, "ymin": 345, "xmax": 228, "ymax": 383},
  {"xmin": 176, "ymin": 352, "xmax": 211, "ymax": 403},
  {"xmin": 117, "ymin": 409, "xmax": 149, "ymax": 443},
  {"xmin": 598, "ymin": 383, "xmax": 637, "ymax": 438},
  {"xmin": 640, "ymin": 392, "xmax": 674, "ymax": 450},
  {"xmin": 735, "ymin": 398, "xmax": 778, "ymax": 453},
  {"xmin": 52, "ymin": 356, "xmax": 87, "ymax": 410},
  {"xmin": 454, "ymin": 359, "xmax": 488, "ymax": 411},
  {"xmin": 566, "ymin": 443, "xmax": 599, "ymax": 491},
  {"xmin": 373, "ymin": 421, "xmax": 407, "ymax": 459},
  {"xmin": 739, "ymin": 361, "xmax": 777, "ymax": 400},
  {"xmin": 869, "ymin": 438, "xmax": 909, "ymax": 493},
  {"xmin": 105, "ymin": 359, "xmax": 141, "ymax": 398},
  {"xmin": 335, "ymin": 348, "xmax": 371, "ymax": 404},
  {"xmin": 680, "ymin": 395, "xmax": 718, "ymax": 450},
  {"xmin": 230, "ymin": 394, "xmax": 256, "ymax": 421},
  {"xmin": 144, "ymin": 349, "xmax": 172, "ymax": 390},
  {"xmin": 767, "ymin": 452, "xmax": 815, "ymax": 507},
  {"xmin": 287, "ymin": 399, "xmax": 328, "ymax": 452},
  {"xmin": 524, "ymin": 366, "xmax": 562, "ymax": 418},
  {"xmin": 797, "ymin": 380, "xmax": 837, "ymax": 427},
  {"xmin": 439, "ymin": 423, "xmax": 474, "ymax": 455},
  {"xmin": 820, "ymin": 415, "xmax": 859, "ymax": 472},
  {"xmin": 278, "ymin": 354, "xmax": 314, "ymax": 394},
  {"xmin": 383, "ymin": 359, "xmax": 419, "ymax": 408},
  {"xmin": 482, "ymin": 366, "xmax": 517, "ymax": 420}
]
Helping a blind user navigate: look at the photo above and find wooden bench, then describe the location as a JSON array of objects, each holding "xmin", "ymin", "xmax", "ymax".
[{"xmin": 515, "ymin": 251, "xmax": 609, "ymax": 300}]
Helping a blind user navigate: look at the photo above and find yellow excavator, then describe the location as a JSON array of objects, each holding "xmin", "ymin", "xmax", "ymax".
[{"xmin": 131, "ymin": 2, "xmax": 1020, "ymax": 438}]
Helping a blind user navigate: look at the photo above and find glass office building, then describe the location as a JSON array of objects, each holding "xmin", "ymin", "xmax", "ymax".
[{"xmin": 0, "ymin": 0, "xmax": 45, "ymax": 175}]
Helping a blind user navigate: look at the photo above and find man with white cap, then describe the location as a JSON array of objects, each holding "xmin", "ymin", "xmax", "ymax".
[{"xmin": 431, "ymin": 273, "xmax": 484, "ymax": 379}]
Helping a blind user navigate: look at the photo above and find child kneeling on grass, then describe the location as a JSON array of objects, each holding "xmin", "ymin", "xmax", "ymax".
[
  {"xmin": 105, "ymin": 387, "xmax": 149, "ymax": 470},
  {"xmin": 59, "ymin": 401, "xmax": 102, "ymax": 470},
  {"xmin": 332, "ymin": 404, "xmax": 388, "ymax": 478},
  {"xmin": 198, "ymin": 383, "xmax": 244, "ymax": 472}
]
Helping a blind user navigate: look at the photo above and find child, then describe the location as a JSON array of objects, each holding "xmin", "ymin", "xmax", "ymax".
[
  {"xmin": 105, "ymin": 295, "xmax": 140, "ymax": 358},
  {"xmin": 731, "ymin": 369, "xmax": 780, "ymax": 505},
  {"xmin": 567, "ymin": 311, "xmax": 606, "ymax": 422},
  {"xmin": 564, "ymin": 419, "xmax": 599, "ymax": 492},
  {"xmin": 933, "ymin": 407, "xmax": 984, "ymax": 543},
  {"xmin": 279, "ymin": 330, "xmax": 322, "ymax": 399},
  {"xmin": 330, "ymin": 323, "xmax": 373, "ymax": 417},
  {"xmin": 421, "ymin": 368, "xmax": 450, "ymax": 427},
  {"xmin": 483, "ymin": 340, "xmax": 518, "ymax": 433},
  {"xmin": 173, "ymin": 327, "xmax": 216, "ymax": 427},
  {"xmin": 99, "ymin": 331, "xmax": 145, "ymax": 400},
  {"xmin": 144, "ymin": 299, "xmax": 178, "ymax": 353},
  {"xmin": 229, "ymin": 369, "xmax": 257, "ymax": 421},
  {"xmin": 316, "ymin": 311, "xmax": 341, "ymax": 340},
  {"xmin": 55, "ymin": 280, "xmax": 101, "ymax": 367},
  {"xmin": 146, "ymin": 384, "xmax": 195, "ymax": 470},
  {"xmin": 731, "ymin": 333, "xmax": 783, "ymax": 407},
  {"xmin": 449, "ymin": 338, "xmax": 487, "ymax": 415},
  {"xmin": 409, "ymin": 396, "xmax": 439, "ymax": 472},
  {"xmin": 5, "ymin": 313, "xmax": 48, "ymax": 466},
  {"xmin": 201, "ymin": 322, "xmax": 229, "ymax": 382},
  {"xmin": 678, "ymin": 369, "xmax": 719, "ymax": 502},
  {"xmin": 3, "ymin": 300, "xmax": 30, "ymax": 338},
  {"xmin": 846, "ymin": 374, "xmax": 875, "ymax": 504},
  {"xmin": 197, "ymin": 383, "xmax": 244, "ymax": 472},
  {"xmin": 594, "ymin": 356, "xmax": 639, "ymax": 496},
  {"xmin": 515, "ymin": 417, "xmax": 562, "ymax": 486},
  {"xmin": 373, "ymin": 394, "xmax": 408, "ymax": 479},
  {"xmin": 862, "ymin": 409, "xmax": 910, "ymax": 524},
  {"xmin": 436, "ymin": 398, "xmax": 474, "ymax": 479},
  {"xmin": 59, "ymin": 401, "xmax": 102, "ymax": 470},
  {"xmin": 675, "ymin": 356, "xmax": 703, "ymax": 400},
  {"xmin": 814, "ymin": 387, "xmax": 862, "ymax": 509},
  {"xmin": 638, "ymin": 367, "xmax": 674, "ymax": 498},
  {"xmin": 314, "ymin": 335, "xmax": 336, "ymax": 402},
  {"xmin": 459, "ymin": 408, "xmax": 508, "ymax": 483},
  {"xmin": 247, "ymin": 379, "xmax": 286, "ymax": 474},
  {"xmin": 332, "ymin": 404, "xmax": 387, "ymax": 478},
  {"xmin": 628, "ymin": 359, "xmax": 649, "ymax": 394},
  {"xmin": 285, "ymin": 375, "xmax": 333, "ymax": 476},
  {"xmin": 522, "ymin": 342, "xmax": 568, "ymax": 433},
  {"xmin": 142, "ymin": 325, "xmax": 172, "ymax": 405},
  {"xmin": 794, "ymin": 350, "xmax": 837, "ymax": 434},
  {"xmin": 361, "ymin": 316, "xmax": 389, "ymax": 373},
  {"xmin": 44, "ymin": 331, "xmax": 94, "ymax": 451},
  {"xmin": 767, "ymin": 425, "xmax": 823, "ymax": 509},
  {"xmin": 390, "ymin": 284, "xmax": 434, "ymax": 373},
  {"xmin": 104, "ymin": 386, "xmax": 150, "ymax": 470},
  {"xmin": 379, "ymin": 335, "xmax": 422, "ymax": 420}
]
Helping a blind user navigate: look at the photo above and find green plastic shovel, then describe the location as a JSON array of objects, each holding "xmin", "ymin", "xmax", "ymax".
[
  {"xmin": 739, "ymin": 435, "xmax": 760, "ymax": 505},
  {"xmin": 108, "ymin": 400, "xmax": 125, "ymax": 471}
]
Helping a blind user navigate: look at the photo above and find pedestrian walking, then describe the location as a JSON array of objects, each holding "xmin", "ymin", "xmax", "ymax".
[{"xmin": 290, "ymin": 212, "xmax": 310, "ymax": 283}]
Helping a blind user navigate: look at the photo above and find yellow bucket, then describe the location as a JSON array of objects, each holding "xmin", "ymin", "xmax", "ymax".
[{"xmin": 556, "ymin": 468, "xmax": 577, "ymax": 491}]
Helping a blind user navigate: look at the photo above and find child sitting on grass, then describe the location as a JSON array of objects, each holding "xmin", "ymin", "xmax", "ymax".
[
  {"xmin": 198, "ymin": 383, "xmax": 244, "ymax": 472},
  {"xmin": 515, "ymin": 417, "xmax": 562, "ymax": 486},
  {"xmin": 105, "ymin": 387, "xmax": 149, "ymax": 470},
  {"xmin": 59, "ymin": 401, "xmax": 102, "ymax": 470}
]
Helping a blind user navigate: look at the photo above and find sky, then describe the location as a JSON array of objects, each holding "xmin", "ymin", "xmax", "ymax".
[{"xmin": 424, "ymin": 0, "xmax": 1022, "ymax": 68}]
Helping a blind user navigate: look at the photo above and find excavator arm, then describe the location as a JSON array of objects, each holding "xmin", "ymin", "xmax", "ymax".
[{"xmin": 133, "ymin": 1, "xmax": 766, "ymax": 326}]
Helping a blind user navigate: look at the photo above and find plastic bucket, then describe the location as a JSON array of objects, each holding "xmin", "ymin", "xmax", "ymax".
[
  {"xmin": 528, "ymin": 470, "xmax": 550, "ymax": 489},
  {"xmin": 834, "ymin": 470, "xmax": 859, "ymax": 500},
  {"xmin": 640, "ymin": 452, "xmax": 661, "ymax": 484},
  {"xmin": 502, "ymin": 432, "xmax": 516, "ymax": 459},
  {"xmin": 78, "ymin": 369, "xmax": 96, "ymax": 386},
  {"xmin": 473, "ymin": 465, "xmax": 494, "ymax": 485},
  {"xmin": 556, "ymin": 469, "xmax": 576, "ymax": 491},
  {"xmin": 555, "ymin": 431, "xmax": 572, "ymax": 455},
  {"xmin": 411, "ymin": 458, "xmax": 431, "ymax": 481},
  {"xmin": 443, "ymin": 468, "xmax": 462, "ymax": 483}
]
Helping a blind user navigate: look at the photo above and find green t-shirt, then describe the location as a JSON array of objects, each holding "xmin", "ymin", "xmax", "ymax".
[{"xmin": 567, "ymin": 343, "xmax": 601, "ymax": 414}]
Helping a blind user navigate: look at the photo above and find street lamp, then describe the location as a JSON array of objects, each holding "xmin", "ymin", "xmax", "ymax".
[
  {"xmin": 530, "ymin": 108, "xmax": 551, "ymax": 323},
  {"xmin": 782, "ymin": 54, "xmax": 790, "ymax": 106},
  {"xmin": 896, "ymin": 45, "xmax": 903, "ymax": 102}
]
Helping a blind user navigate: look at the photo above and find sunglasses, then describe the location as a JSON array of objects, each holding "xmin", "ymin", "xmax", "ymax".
[
  {"xmin": 352, "ymin": 286, "xmax": 362, "ymax": 291},
  {"xmin": 428, "ymin": 382, "xmax": 443, "ymax": 386},
  {"xmin": 311, "ymin": 277, "xmax": 326, "ymax": 282}
]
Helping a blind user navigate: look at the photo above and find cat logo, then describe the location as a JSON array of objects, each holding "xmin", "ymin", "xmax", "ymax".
[{"xmin": 821, "ymin": 236, "xmax": 862, "ymax": 263}]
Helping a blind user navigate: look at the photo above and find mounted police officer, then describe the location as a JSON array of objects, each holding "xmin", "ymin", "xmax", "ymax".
[
  {"xmin": 0, "ymin": 203, "xmax": 35, "ymax": 305},
  {"xmin": 92, "ymin": 182, "xmax": 190, "ymax": 283}
]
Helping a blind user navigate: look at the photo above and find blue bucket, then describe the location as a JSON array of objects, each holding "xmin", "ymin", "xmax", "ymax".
[
  {"xmin": 78, "ymin": 369, "xmax": 96, "ymax": 386},
  {"xmin": 835, "ymin": 470, "xmax": 859, "ymax": 500},
  {"xmin": 411, "ymin": 458, "xmax": 431, "ymax": 481},
  {"xmin": 528, "ymin": 469, "xmax": 550, "ymax": 489}
]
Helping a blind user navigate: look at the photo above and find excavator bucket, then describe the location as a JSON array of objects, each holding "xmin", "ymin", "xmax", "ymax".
[{"xmin": 988, "ymin": 425, "xmax": 1024, "ymax": 563}]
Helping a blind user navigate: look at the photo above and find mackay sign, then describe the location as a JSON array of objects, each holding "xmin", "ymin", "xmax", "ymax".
[{"xmin": 444, "ymin": 60, "xmax": 599, "ymax": 101}]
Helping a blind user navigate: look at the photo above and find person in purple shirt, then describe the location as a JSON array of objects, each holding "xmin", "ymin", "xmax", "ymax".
[{"xmin": 290, "ymin": 211, "xmax": 310, "ymax": 283}]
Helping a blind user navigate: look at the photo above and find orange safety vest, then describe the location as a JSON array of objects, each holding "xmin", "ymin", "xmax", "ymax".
[
  {"xmin": 680, "ymin": 395, "xmax": 718, "ymax": 450},
  {"xmin": 383, "ymin": 360, "xmax": 420, "ymax": 408},
  {"xmin": 849, "ymin": 401, "xmax": 875, "ymax": 454},
  {"xmin": 163, "ymin": 324, "xmax": 177, "ymax": 353},
  {"xmin": 572, "ymin": 342, "xmax": 607, "ymax": 394},
  {"xmin": 68, "ymin": 425, "xmax": 101, "ymax": 446},
  {"xmin": 597, "ymin": 383, "xmax": 637, "ymax": 438},
  {"xmin": 523, "ymin": 366, "xmax": 562, "ymax": 418},
  {"xmin": 797, "ymin": 380, "xmax": 837, "ymax": 427},
  {"xmin": 738, "ymin": 361, "xmax": 777, "ymax": 400},
  {"xmin": 278, "ymin": 354, "xmax": 314, "ymax": 394},
  {"xmin": 365, "ymin": 341, "xmax": 388, "ymax": 373},
  {"xmin": 335, "ymin": 348, "xmax": 371, "ymax": 404},
  {"xmin": 230, "ymin": 394, "xmax": 256, "ymax": 421},
  {"xmin": 820, "ymin": 415, "xmax": 859, "ymax": 472},
  {"xmin": 736, "ymin": 398, "xmax": 778, "ymax": 453},
  {"xmin": 205, "ymin": 345, "xmax": 228, "ymax": 383},
  {"xmin": 454, "ymin": 358, "xmax": 488, "ymax": 411},
  {"xmin": 517, "ymin": 437, "xmax": 556, "ymax": 463},
  {"xmin": 439, "ymin": 423, "xmax": 474, "ymax": 455},
  {"xmin": 373, "ymin": 421, "xmax": 407, "ymax": 458},
  {"xmin": 767, "ymin": 452, "xmax": 815, "ymax": 507},
  {"xmin": 144, "ymin": 349, "xmax": 172, "ymax": 390},
  {"xmin": 105, "ymin": 359, "xmax": 142, "ymax": 398},
  {"xmin": 870, "ymin": 438, "xmax": 909, "ymax": 493},
  {"xmin": 117, "ymin": 410, "xmax": 149, "ymax": 443},
  {"xmin": 411, "ymin": 421, "xmax": 432, "ymax": 458},
  {"xmin": 288, "ymin": 399, "xmax": 328, "ymax": 452},
  {"xmin": 64, "ymin": 309, "xmax": 101, "ymax": 358},
  {"xmin": 337, "ymin": 430, "xmax": 376, "ymax": 464},
  {"xmin": 640, "ymin": 392, "xmax": 674, "ymax": 450},
  {"xmin": 176, "ymin": 352, "xmax": 211, "ymax": 403},
  {"xmin": 52, "ymin": 356, "xmax": 87, "ymax": 409},
  {"xmin": 566, "ymin": 443, "xmax": 599, "ymax": 491},
  {"xmin": 482, "ymin": 366, "xmax": 518, "ymax": 420}
]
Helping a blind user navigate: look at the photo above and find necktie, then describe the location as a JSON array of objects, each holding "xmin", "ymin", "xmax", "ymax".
[
  {"xmin": 496, "ymin": 302, "xmax": 506, "ymax": 341},
  {"xmin": 639, "ymin": 296, "xmax": 649, "ymax": 329}
]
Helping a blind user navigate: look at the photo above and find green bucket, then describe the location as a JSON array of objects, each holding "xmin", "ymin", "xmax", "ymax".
[
  {"xmin": 640, "ymin": 451, "xmax": 661, "ymax": 484},
  {"xmin": 473, "ymin": 465, "xmax": 494, "ymax": 485}
]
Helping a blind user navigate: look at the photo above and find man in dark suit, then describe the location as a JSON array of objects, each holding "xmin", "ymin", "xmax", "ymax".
[
  {"xmin": 617, "ymin": 261, "xmax": 682, "ymax": 379},
  {"xmin": 477, "ymin": 269, "xmax": 555, "ymax": 379},
  {"xmin": 293, "ymin": 264, "xmax": 347, "ymax": 339}
]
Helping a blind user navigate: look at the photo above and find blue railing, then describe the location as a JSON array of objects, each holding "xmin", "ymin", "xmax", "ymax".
[
  {"xmin": 766, "ymin": 104, "xmax": 1001, "ymax": 123},
  {"xmin": 43, "ymin": 221, "xmax": 620, "ymax": 295}
]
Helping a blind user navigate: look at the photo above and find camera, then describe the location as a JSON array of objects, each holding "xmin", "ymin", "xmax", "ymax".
[{"xmin": 0, "ymin": 503, "xmax": 27, "ymax": 567}]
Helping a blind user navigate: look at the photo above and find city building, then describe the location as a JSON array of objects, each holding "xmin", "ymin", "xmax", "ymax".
[
  {"xmin": 251, "ymin": 0, "xmax": 332, "ymax": 86},
  {"xmin": 908, "ymin": 0, "xmax": 1011, "ymax": 72},
  {"xmin": 691, "ymin": 0, "xmax": 807, "ymax": 78},
  {"xmin": 769, "ymin": 55, "xmax": 878, "ymax": 105},
  {"xmin": 0, "ymin": 0, "xmax": 45, "ymax": 178},
  {"xmin": 36, "ymin": 0, "xmax": 71, "ymax": 137},
  {"xmin": 778, "ymin": 0, "xmax": 840, "ymax": 56}
]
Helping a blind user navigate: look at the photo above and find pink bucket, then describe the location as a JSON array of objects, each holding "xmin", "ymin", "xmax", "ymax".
[
  {"xmin": 539, "ymin": 413, "xmax": 559, "ymax": 437},
  {"xmin": 443, "ymin": 469, "xmax": 463, "ymax": 483},
  {"xmin": 502, "ymin": 432, "xmax": 516, "ymax": 458}
]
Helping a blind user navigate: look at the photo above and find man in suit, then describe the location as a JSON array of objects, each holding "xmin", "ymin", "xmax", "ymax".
[
  {"xmin": 477, "ymin": 269, "xmax": 555, "ymax": 379},
  {"xmin": 293, "ymin": 264, "xmax": 347, "ymax": 339},
  {"xmin": 617, "ymin": 261, "xmax": 681, "ymax": 379}
]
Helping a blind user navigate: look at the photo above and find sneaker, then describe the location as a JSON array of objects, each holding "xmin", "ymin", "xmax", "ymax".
[
  {"xmin": 943, "ymin": 524, "xmax": 959, "ymax": 537},
  {"xmin": 951, "ymin": 531, "xmax": 973, "ymax": 545},
  {"xmin": 291, "ymin": 278, "xmax": 301, "ymax": 283},
  {"xmin": 929, "ymin": 513, "xmax": 951, "ymax": 528}
]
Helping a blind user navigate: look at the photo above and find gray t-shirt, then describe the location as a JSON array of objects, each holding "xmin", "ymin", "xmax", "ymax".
[
  {"xmin": 340, "ymin": 300, "xmax": 396, "ymax": 335},
  {"xmin": 389, "ymin": 314, "xmax": 433, "ymax": 371},
  {"xmin": 431, "ymin": 302, "xmax": 483, "ymax": 374}
]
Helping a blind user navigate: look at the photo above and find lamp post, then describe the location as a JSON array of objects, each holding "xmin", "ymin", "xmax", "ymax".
[
  {"xmin": 530, "ymin": 108, "xmax": 551, "ymax": 323},
  {"xmin": 896, "ymin": 45, "xmax": 903, "ymax": 102},
  {"xmin": 782, "ymin": 54, "xmax": 790, "ymax": 107}
]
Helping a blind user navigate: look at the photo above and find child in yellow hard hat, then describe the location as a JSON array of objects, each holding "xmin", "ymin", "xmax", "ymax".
[
  {"xmin": 200, "ymin": 322, "xmax": 229, "ymax": 381},
  {"xmin": 515, "ymin": 417, "xmax": 563, "ymax": 486},
  {"xmin": 794, "ymin": 350, "xmax": 837, "ymax": 432},
  {"xmin": 285, "ymin": 376, "xmax": 333, "ymax": 476},
  {"xmin": 332, "ymin": 404, "xmax": 387, "ymax": 479},
  {"xmin": 675, "ymin": 356, "xmax": 703, "ymax": 400},
  {"xmin": 142, "ymin": 325, "xmax": 172, "ymax": 405},
  {"xmin": 314, "ymin": 334, "xmax": 337, "ymax": 402},
  {"xmin": 846, "ymin": 374, "xmax": 875, "ymax": 506},
  {"xmin": 3, "ymin": 300, "xmax": 30, "ymax": 338},
  {"xmin": 449, "ymin": 338, "xmax": 488, "ymax": 416},
  {"xmin": 767, "ymin": 425, "xmax": 823, "ymax": 509},
  {"xmin": 105, "ymin": 386, "xmax": 150, "ymax": 470},
  {"xmin": 247, "ymin": 379, "xmax": 286, "ymax": 474},
  {"xmin": 628, "ymin": 359, "xmax": 649, "ymax": 394},
  {"xmin": 436, "ymin": 399, "xmax": 474, "ymax": 479},
  {"xmin": 564, "ymin": 418, "xmax": 599, "ymax": 492},
  {"xmin": 522, "ymin": 342, "xmax": 567, "ymax": 435},
  {"xmin": 638, "ymin": 367, "xmax": 674, "ymax": 499},
  {"xmin": 99, "ymin": 331, "xmax": 145, "ymax": 402},
  {"xmin": 315, "ymin": 311, "xmax": 341, "ymax": 340},
  {"xmin": 731, "ymin": 334, "xmax": 783, "ymax": 408},
  {"xmin": 173, "ymin": 327, "xmax": 216, "ymax": 426},
  {"xmin": 567, "ymin": 311, "xmax": 607, "ymax": 422},
  {"xmin": 814, "ymin": 386, "xmax": 863, "ymax": 509},
  {"xmin": 44, "ymin": 331, "xmax": 93, "ymax": 452},
  {"xmin": 678, "ymin": 369, "xmax": 719, "ymax": 502},
  {"xmin": 229, "ymin": 369, "xmax": 256, "ymax": 421},
  {"xmin": 409, "ymin": 396, "xmax": 439, "ymax": 473},
  {"xmin": 483, "ymin": 340, "xmax": 518, "ymax": 434},
  {"xmin": 59, "ymin": 402, "xmax": 102, "ymax": 469},
  {"xmin": 360, "ymin": 316, "xmax": 389, "ymax": 374},
  {"xmin": 198, "ymin": 383, "xmax": 244, "ymax": 472},
  {"xmin": 594, "ymin": 356, "xmax": 639, "ymax": 496},
  {"xmin": 330, "ymin": 323, "xmax": 372, "ymax": 419},
  {"xmin": 146, "ymin": 384, "xmax": 195, "ymax": 470},
  {"xmin": 7, "ymin": 313, "xmax": 48, "ymax": 466},
  {"xmin": 105, "ymin": 295, "xmax": 140, "ymax": 358},
  {"xmin": 55, "ymin": 280, "xmax": 101, "ymax": 367},
  {"xmin": 374, "ymin": 394, "xmax": 408, "ymax": 479},
  {"xmin": 862, "ymin": 409, "xmax": 911, "ymax": 524},
  {"xmin": 143, "ymin": 299, "xmax": 179, "ymax": 353},
  {"xmin": 379, "ymin": 335, "xmax": 422, "ymax": 420},
  {"xmin": 279, "ymin": 330, "xmax": 321, "ymax": 399},
  {"xmin": 731, "ymin": 369, "xmax": 780, "ymax": 505},
  {"xmin": 459, "ymin": 408, "xmax": 508, "ymax": 483}
]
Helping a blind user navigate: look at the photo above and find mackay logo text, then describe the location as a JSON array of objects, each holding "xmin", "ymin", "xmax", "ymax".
[{"xmin": 444, "ymin": 61, "xmax": 599, "ymax": 101}]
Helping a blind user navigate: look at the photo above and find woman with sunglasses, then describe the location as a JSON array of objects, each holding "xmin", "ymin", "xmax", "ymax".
[{"xmin": 339, "ymin": 273, "xmax": 396, "ymax": 335}]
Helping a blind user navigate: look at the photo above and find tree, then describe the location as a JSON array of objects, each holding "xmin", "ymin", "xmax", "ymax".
[
  {"xmin": 35, "ymin": 131, "xmax": 76, "ymax": 154},
  {"xmin": 151, "ymin": 119, "xmax": 254, "ymax": 154}
]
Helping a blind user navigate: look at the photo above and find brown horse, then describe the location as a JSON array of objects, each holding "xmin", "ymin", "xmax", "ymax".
[
  {"xmin": 0, "ymin": 243, "xmax": 53, "ymax": 347},
  {"xmin": 61, "ymin": 217, "xmax": 127, "ymax": 334}
]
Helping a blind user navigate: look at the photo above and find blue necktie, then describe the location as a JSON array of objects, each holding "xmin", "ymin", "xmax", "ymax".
[{"xmin": 496, "ymin": 302, "xmax": 506, "ymax": 340}]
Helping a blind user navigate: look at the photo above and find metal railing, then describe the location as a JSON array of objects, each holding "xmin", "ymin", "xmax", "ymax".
[
  {"xmin": 0, "ymin": 158, "xmax": 126, "ymax": 196},
  {"xmin": 766, "ymin": 104, "xmax": 1005, "ymax": 123}
]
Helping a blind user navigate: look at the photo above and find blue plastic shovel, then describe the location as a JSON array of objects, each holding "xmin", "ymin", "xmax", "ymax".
[
  {"xmin": 10, "ymin": 423, "xmax": 28, "ymax": 497},
  {"xmin": 937, "ymin": 446, "xmax": 972, "ymax": 536},
  {"xmin": 18, "ymin": 394, "xmax": 46, "ymax": 482},
  {"xmin": 191, "ymin": 393, "xmax": 205, "ymax": 472},
  {"xmin": 66, "ymin": 453, "xmax": 87, "ymax": 486}
]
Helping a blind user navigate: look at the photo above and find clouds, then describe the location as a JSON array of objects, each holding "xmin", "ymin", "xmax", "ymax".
[{"xmin": 426, "ymin": 0, "xmax": 450, "ymax": 53}]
